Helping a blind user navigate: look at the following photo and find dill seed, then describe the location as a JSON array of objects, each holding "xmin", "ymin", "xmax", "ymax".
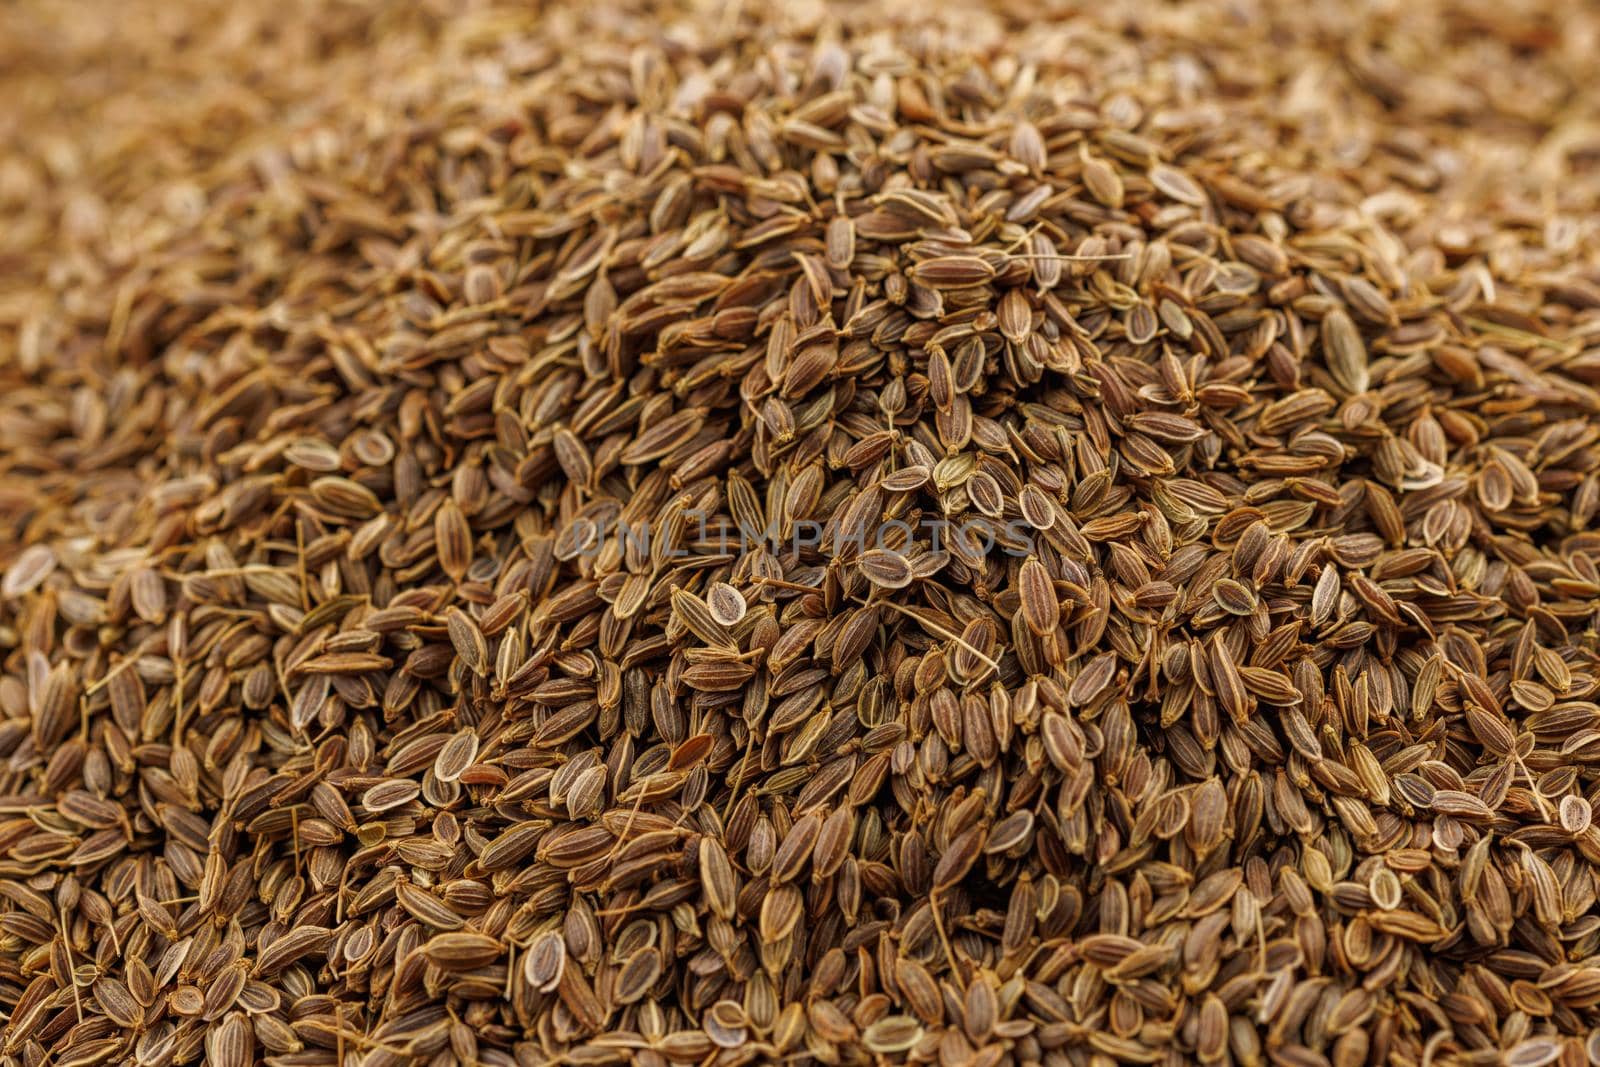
[{"xmin": 4, "ymin": 1, "xmax": 1600, "ymax": 1065}]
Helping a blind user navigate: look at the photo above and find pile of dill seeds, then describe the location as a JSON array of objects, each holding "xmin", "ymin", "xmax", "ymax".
[{"xmin": 4, "ymin": 0, "xmax": 1600, "ymax": 1065}]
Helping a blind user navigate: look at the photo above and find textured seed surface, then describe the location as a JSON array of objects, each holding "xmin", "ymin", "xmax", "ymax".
[{"xmin": 3, "ymin": 0, "xmax": 1600, "ymax": 1066}]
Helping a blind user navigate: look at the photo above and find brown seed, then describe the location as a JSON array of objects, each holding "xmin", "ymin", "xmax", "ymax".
[
  {"xmin": 826, "ymin": 215, "xmax": 856, "ymax": 270},
  {"xmin": 435, "ymin": 499, "xmax": 473, "ymax": 582},
  {"xmin": 671, "ymin": 588, "xmax": 735, "ymax": 648},
  {"xmin": 700, "ymin": 836, "xmax": 737, "ymax": 920},
  {"xmin": 395, "ymin": 881, "xmax": 466, "ymax": 930},
  {"xmin": 1560, "ymin": 795, "xmax": 1592, "ymax": 834},
  {"xmin": 524, "ymin": 930, "xmax": 566, "ymax": 992},
  {"xmin": 423, "ymin": 931, "xmax": 503, "ymax": 970},
  {"xmin": 1018, "ymin": 558, "xmax": 1059, "ymax": 635},
  {"xmin": 2, "ymin": 545, "xmax": 56, "ymax": 599},
  {"xmin": 444, "ymin": 606, "xmax": 487, "ymax": 675},
  {"xmin": 910, "ymin": 256, "xmax": 996, "ymax": 288},
  {"xmin": 707, "ymin": 581, "xmax": 747, "ymax": 626},
  {"xmin": 1320, "ymin": 309, "xmax": 1369, "ymax": 394},
  {"xmin": 1212, "ymin": 578, "xmax": 1257, "ymax": 615},
  {"xmin": 615, "ymin": 948, "xmax": 662, "ymax": 1004},
  {"xmin": 859, "ymin": 548, "xmax": 914, "ymax": 590},
  {"xmin": 361, "ymin": 779, "xmax": 421, "ymax": 812},
  {"xmin": 255, "ymin": 927, "xmax": 331, "ymax": 976},
  {"xmin": 1019, "ymin": 484, "xmax": 1056, "ymax": 529},
  {"xmin": 862, "ymin": 1016, "xmax": 923, "ymax": 1054},
  {"xmin": 1068, "ymin": 652, "xmax": 1117, "ymax": 706},
  {"xmin": 984, "ymin": 810, "xmax": 1034, "ymax": 854},
  {"xmin": 434, "ymin": 728, "xmax": 480, "ymax": 783},
  {"xmin": 1083, "ymin": 156, "xmax": 1125, "ymax": 207}
]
